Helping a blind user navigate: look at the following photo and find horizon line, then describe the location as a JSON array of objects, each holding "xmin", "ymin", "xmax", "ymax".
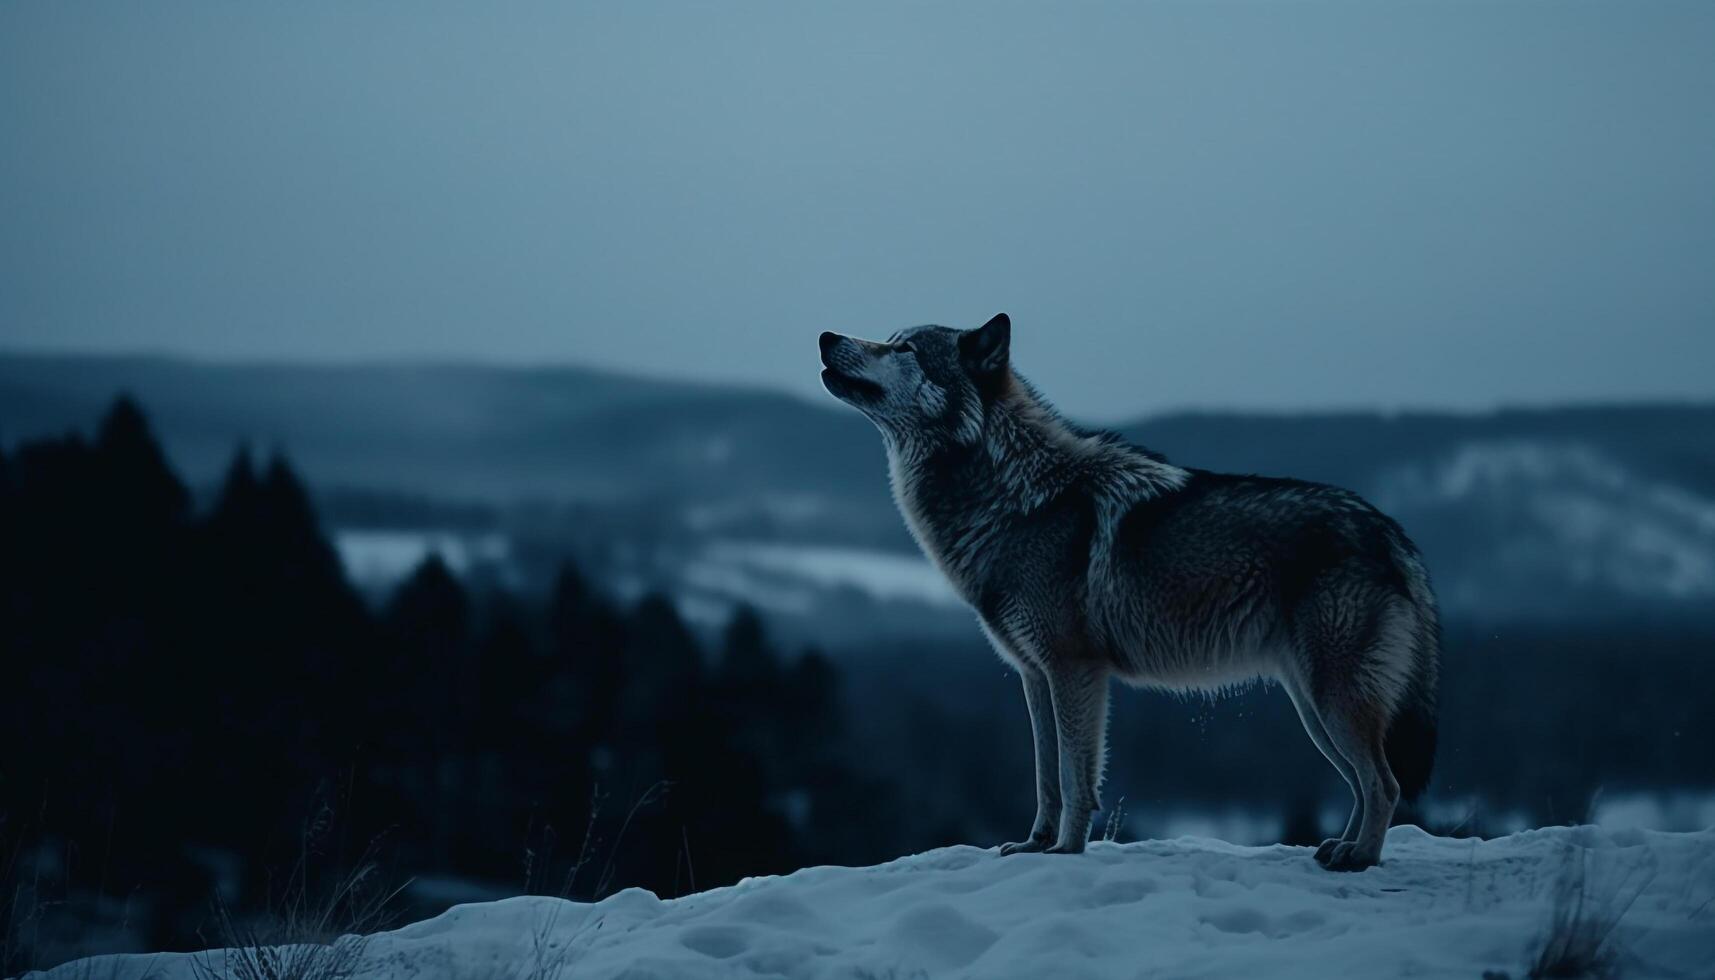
[{"xmin": 3, "ymin": 344, "xmax": 1713, "ymax": 426}]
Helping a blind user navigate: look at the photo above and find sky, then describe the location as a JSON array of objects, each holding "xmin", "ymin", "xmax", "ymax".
[{"xmin": 2, "ymin": 1, "xmax": 1712, "ymax": 420}]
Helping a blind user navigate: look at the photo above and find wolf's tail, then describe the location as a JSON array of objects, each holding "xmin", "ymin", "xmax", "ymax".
[
  {"xmin": 1386, "ymin": 670, "xmax": 1437, "ymax": 802},
  {"xmin": 1384, "ymin": 533, "xmax": 1440, "ymax": 803}
]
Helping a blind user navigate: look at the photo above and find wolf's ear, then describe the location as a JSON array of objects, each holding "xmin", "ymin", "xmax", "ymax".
[{"xmin": 959, "ymin": 313, "xmax": 1011, "ymax": 377}]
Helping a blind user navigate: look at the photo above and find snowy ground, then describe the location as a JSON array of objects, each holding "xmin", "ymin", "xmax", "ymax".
[{"xmin": 30, "ymin": 826, "xmax": 1715, "ymax": 980}]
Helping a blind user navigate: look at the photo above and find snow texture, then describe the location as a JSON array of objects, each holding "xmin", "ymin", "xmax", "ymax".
[{"xmin": 31, "ymin": 826, "xmax": 1715, "ymax": 980}]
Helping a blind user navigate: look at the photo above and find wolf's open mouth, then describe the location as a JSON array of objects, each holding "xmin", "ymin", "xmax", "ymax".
[{"xmin": 820, "ymin": 367, "xmax": 884, "ymax": 402}]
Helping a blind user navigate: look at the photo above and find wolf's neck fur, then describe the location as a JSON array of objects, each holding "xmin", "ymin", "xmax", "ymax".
[{"xmin": 885, "ymin": 371, "xmax": 1188, "ymax": 590}]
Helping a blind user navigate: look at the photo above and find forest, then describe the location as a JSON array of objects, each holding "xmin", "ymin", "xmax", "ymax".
[{"xmin": 1, "ymin": 398, "xmax": 900, "ymax": 969}]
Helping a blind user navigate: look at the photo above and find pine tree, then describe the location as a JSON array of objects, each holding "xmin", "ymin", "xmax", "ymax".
[
  {"xmin": 547, "ymin": 562, "xmax": 627, "ymax": 761},
  {"xmin": 95, "ymin": 394, "xmax": 189, "ymax": 528}
]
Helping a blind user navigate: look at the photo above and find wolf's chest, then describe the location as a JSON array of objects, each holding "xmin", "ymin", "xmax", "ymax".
[
  {"xmin": 898, "ymin": 516, "xmax": 990, "ymax": 609},
  {"xmin": 888, "ymin": 462, "xmax": 993, "ymax": 598}
]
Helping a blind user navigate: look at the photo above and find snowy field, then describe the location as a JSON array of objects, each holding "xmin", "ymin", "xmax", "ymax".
[{"xmin": 30, "ymin": 826, "xmax": 1715, "ymax": 980}]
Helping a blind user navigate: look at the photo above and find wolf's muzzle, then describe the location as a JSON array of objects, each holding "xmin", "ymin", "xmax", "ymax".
[
  {"xmin": 818, "ymin": 331, "xmax": 845, "ymax": 365},
  {"xmin": 818, "ymin": 331, "xmax": 882, "ymax": 402}
]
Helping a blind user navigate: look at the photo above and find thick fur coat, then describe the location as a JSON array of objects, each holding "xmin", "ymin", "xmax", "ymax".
[{"xmin": 819, "ymin": 314, "xmax": 1438, "ymax": 870}]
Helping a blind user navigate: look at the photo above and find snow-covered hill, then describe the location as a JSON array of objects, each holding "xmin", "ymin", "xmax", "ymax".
[
  {"xmin": 31, "ymin": 826, "xmax": 1715, "ymax": 980},
  {"xmin": 1373, "ymin": 440, "xmax": 1715, "ymax": 615}
]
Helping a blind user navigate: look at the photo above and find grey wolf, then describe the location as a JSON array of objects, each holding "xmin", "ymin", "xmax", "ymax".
[{"xmin": 818, "ymin": 314, "xmax": 1439, "ymax": 870}]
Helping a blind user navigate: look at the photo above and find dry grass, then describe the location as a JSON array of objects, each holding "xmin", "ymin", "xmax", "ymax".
[
  {"xmin": 1521, "ymin": 842, "xmax": 1654, "ymax": 980},
  {"xmin": 186, "ymin": 804, "xmax": 405, "ymax": 980},
  {"xmin": 0, "ymin": 812, "xmax": 154, "ymax": 977},
  {"xmin": 493, "ymin": 782, "xmax": 669, "ymax": 980},
  {"xmin": 1, "ymin": 816, "xmax": 30, "ymax": 978},
  {"xmin": 24, "ymin": 782, "xmax": 675, "ymax": 980},
  {"xmin": 186, "ymin": 865, "xmax": 389, "ymax": 980},
  {"xmin": 1100, "ymin": 797, "xmax": 1128, "ymax": 844}
]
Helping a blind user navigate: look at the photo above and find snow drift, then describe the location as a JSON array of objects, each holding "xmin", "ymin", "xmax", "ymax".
[{"xmin": 29, "ymin": 825, "xmax": 1715, "ymax": 980}]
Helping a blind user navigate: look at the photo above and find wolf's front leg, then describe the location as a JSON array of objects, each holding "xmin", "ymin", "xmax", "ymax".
[
  {"xmin": 1000, "ymin": 666, "xmax": 1061, "ymax": 855},
  {"xmin": 1046, "ymin": 661, "xmax": 1110, "ymax": 854}
]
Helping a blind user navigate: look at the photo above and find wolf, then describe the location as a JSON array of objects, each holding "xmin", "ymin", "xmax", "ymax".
[{"xmin": 818, "ymin": 314, "xmax": 1439, "ymax": 870}]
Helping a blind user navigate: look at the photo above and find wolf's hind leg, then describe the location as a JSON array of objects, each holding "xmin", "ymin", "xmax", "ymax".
[
  {"xmin": 1000, "ymin": 666, "xmax": 1062, "ymax": 855},
  {"xmin": 1310, "ymin": 689, "xmax": 1399, "ymax": 872},
  {"xmin": 1045, "ymin": 661, "xmax": 1109, "ymax": 854},
  {"xmin": 1283, "ymin": 677, "xmax": 1363, "ymax": 864}
]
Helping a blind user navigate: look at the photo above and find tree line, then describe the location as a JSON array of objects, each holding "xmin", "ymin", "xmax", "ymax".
[{"xmin": 0, "ymin": 396, "xmax": 895, "ymax": 963}]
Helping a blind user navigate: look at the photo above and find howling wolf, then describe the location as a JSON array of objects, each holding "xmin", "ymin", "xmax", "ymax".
[{"xmin": 818, "ymin": 314, "xmax": 1438, "ymax": 870}]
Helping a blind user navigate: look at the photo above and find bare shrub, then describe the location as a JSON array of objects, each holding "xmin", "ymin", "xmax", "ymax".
[
  {"xmin": 499, "ymin": 782, "xmax": 673, "ymax": 980},
  {"xmin": 187, "ymin": 804, "xmax": 404, "ymax": 980}
]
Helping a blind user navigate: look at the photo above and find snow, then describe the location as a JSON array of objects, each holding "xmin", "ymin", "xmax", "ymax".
[
  {"xmin": 333, "ymin": 529, "xmax": 514, "ymax": 588},
  {"xmin": 703, "ymin": 540, "xmax": 962, "ymax": 608},
  {"xmin": 678, "ymin": 540, "xmax": 963, "ymax": 618},
  {"xmin": 1373, "ymin": 441, "xmax": 1715, "ymax": 604},
  {"xmin": 30, "ymin": 826, "xmax": 1715, "ymax": 980}
]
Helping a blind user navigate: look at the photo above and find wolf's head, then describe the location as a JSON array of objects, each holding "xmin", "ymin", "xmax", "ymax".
[{"xmin": 818, "ymin": 313, "xmax": 1012, "ymax": 449}]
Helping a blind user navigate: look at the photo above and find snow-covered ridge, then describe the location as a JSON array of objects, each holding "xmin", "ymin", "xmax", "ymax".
[
  {"xmin": 33, "ymin": 826, "xmax": 1714, "ymax": 980},
  {"xmin": 1375, "ymin": 440, "xmax": 1715, "ymax": 608}
]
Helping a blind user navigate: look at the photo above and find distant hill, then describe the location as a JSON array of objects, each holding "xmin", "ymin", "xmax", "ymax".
[
  {"xmin": 1126, "ymin": 408, "xmax": 1715, "ymax": 619},
  {"xmin": 1125, "ymin": 406, "xmax": 1715, "ymax": 499},
  {"xmin": 0, "ymin": 351, "xmax": 883, "ymax": 502},
  {"xmin": 5, "ymin": 351, "xmax": 1714, "ymax": 625}
]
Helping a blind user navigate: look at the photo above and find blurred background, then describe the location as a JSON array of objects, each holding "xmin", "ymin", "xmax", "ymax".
[{"xmin": 2, "ymin": 0, "xmax": 1712, "ymax": 971}]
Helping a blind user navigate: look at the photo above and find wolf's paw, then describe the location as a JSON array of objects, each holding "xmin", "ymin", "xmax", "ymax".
[
  {"xmin": 999, "ymin": 838, "xmax": 1049, "ymax": 856},
  {"xmin": 1318, "ymin": 841, "xmax": 1379, "ymax": 872},
  {"xmin": 1044, "ymin": 840, "xmax": 1087, "ymax": 855},
  {"xmin": 1313, "ymin": 838, "xmax": 1343, "ymax": 865}
]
